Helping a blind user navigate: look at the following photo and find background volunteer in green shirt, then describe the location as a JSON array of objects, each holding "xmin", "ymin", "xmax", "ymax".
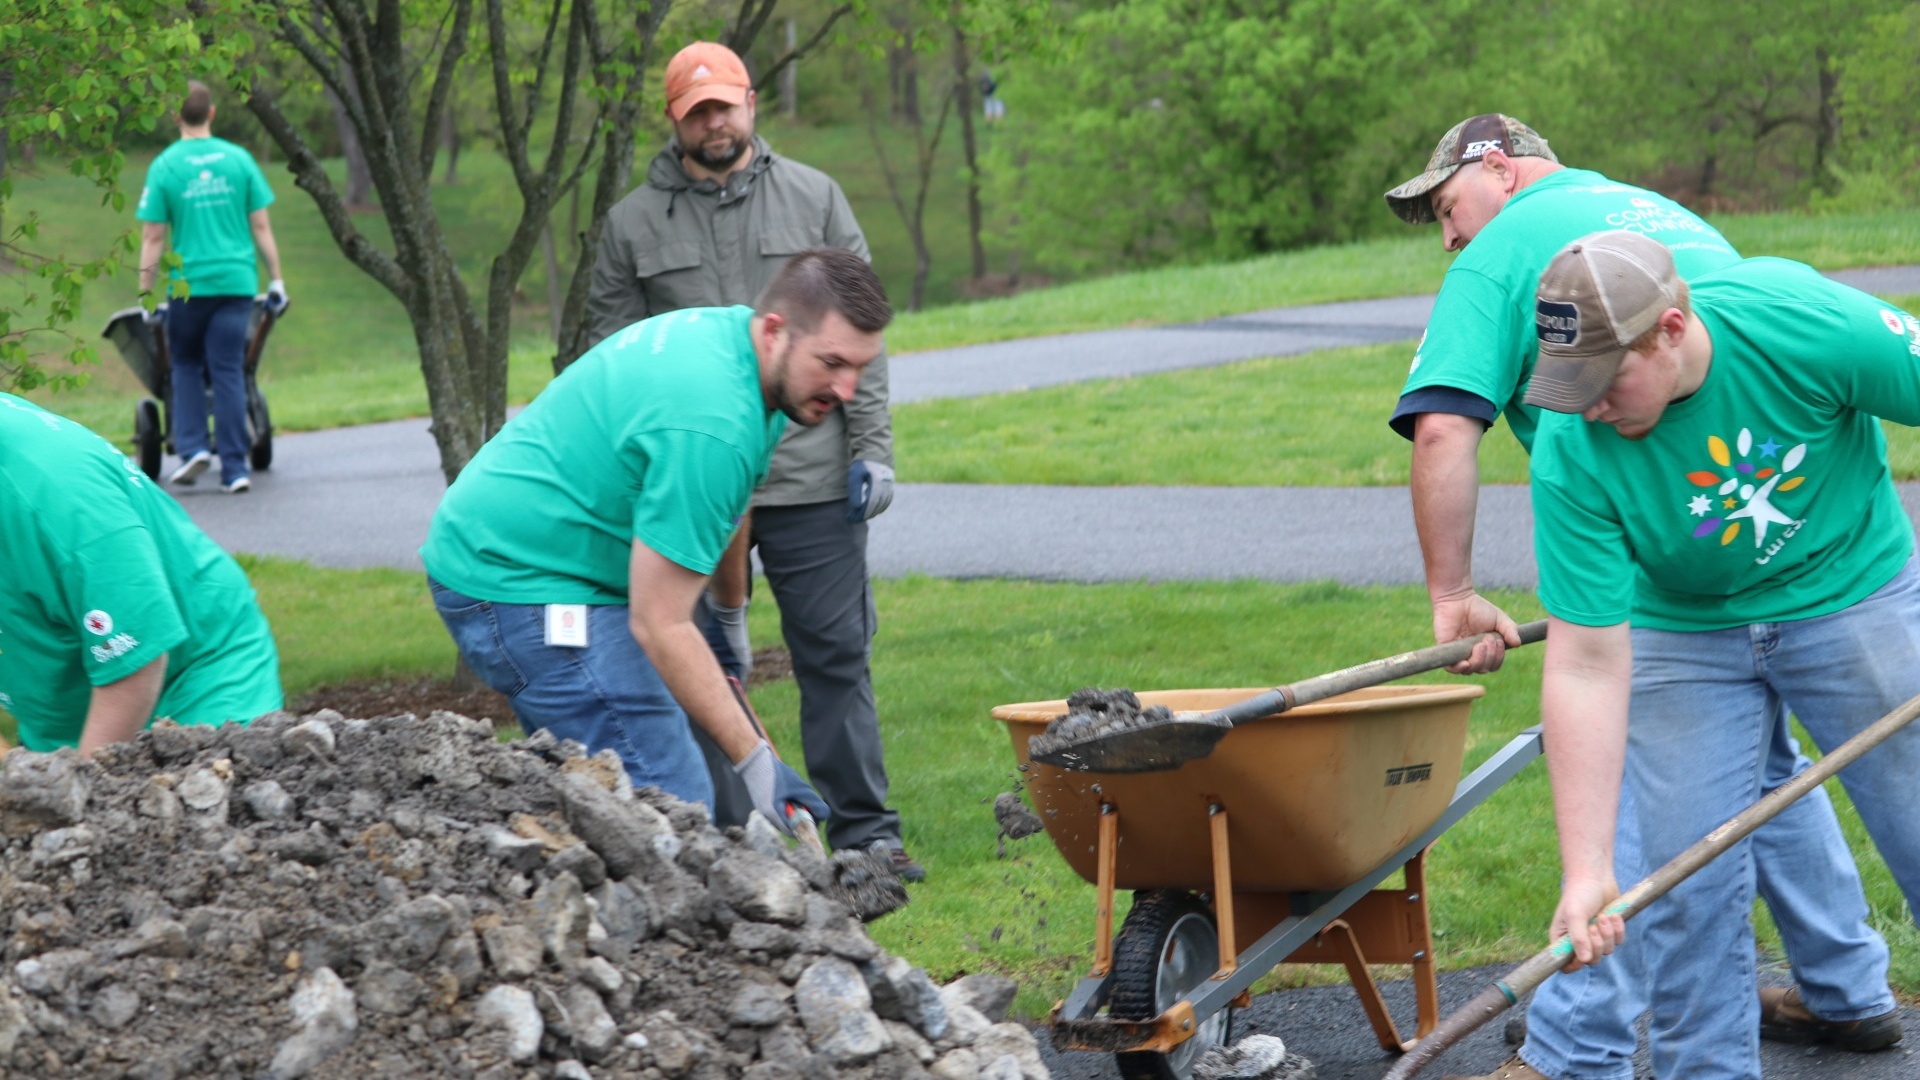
[
  {"xmin": 1385, "ymin": 118, "xmax": 1897, "ymax": 1080},
  {"xmin": 137, "ymin": 80, "xmax": 287, "ymax": 495},
  {"xmin": 421, "ymin": 249, "xmax": 890, "ymax": 831},
  {"xmin": 1525, "ymin": 231, "xmax": 1920, "ymax": 1080},
  {"xmin": 0, "ymin": 395, "xmax": 283, "ymax": 755}
]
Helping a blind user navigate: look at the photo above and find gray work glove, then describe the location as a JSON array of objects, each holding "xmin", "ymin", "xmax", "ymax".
[
  {"xmin": 707, "ymin": 597, "xmax": 752, "ymax": 682},
  {"xmin": 733, "ymin": 740, "xmax": 829, "ymax": 835},
  {"xmin": 846, "ymin": 460, "xmax": 895, "ymax": 522}
]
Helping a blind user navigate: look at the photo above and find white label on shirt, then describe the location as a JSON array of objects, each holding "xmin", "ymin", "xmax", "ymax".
[{"xmin": 545, "ymin": 604, "xmax": 589, "ymax": 648}]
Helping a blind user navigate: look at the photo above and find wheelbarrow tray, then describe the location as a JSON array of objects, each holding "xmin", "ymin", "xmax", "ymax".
[{"xmin": 993, "ymin": 684, "xmax": 1484, "ymax": 893}]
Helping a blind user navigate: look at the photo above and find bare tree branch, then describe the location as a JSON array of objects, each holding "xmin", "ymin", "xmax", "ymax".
[
  {"xmin": 754, "ymin": 4, "xmax": 851, "ymax": 92},
  {"xmin": 726, "ymin": 0, "xmax": 779, "ymax": 56},
  {"xmin": 419, "ymin": 0, "xmax": 474, "ymax": 174},
  {"xmin": 486, "ymin": 0, "xmax": 537, "ymax": 192}
]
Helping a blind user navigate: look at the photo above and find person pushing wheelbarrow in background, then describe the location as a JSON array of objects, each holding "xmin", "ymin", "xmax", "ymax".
[
  {"xmin": 1517, "ymin": 230, "xmax": 1920, "ymax": 1080},
  {"xmin": 137, "ymin": 80, "xmax": 288, "ymax": 495}
]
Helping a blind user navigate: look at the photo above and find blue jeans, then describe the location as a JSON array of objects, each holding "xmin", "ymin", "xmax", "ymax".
[
  {"xmin": 166, "ymin": 295, "xmax": 254, "ymax": 485},
  {"xmin": 428, "ymin": 579, "xmax": 714, "ymax": 811},
  {"xmin": 1539, "ymin": 559, "xmax": 1920, "ymax": 1080}
]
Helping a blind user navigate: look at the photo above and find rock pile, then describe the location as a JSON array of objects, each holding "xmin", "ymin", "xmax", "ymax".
[{"xmin": 0, "ymin": 710, "xmax": 1048, "ymax": 1080}]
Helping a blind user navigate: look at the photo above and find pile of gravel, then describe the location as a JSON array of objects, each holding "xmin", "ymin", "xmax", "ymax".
[{"xmin": 0, "ymin": 710, "xmax": 1048, "ymax": 1080}]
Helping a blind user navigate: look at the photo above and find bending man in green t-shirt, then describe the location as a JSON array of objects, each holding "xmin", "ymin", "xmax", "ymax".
[
  {"xmin": 1524, "ymin": 230, "xmax": 1920, "ymax": 1080},
  {"xmin": 0, "ymin": 395, "xmax": 284, "ymax": 754},
  {"xmin": 421, "ymin": 249, "xmax": 890, "ymax": 831}
]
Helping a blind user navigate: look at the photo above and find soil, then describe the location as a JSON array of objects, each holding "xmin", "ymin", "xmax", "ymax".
[
  {"xmin": 0, "ymin": 708, "xmax": 1036, "ymax": 1080},
  {"xmin": 292, "ymin": 649, "xmax": 796, "ymax": 734},
  {"xmin": 1023, "ymin": 689, "xmax": 1175, "ymax": 765}
]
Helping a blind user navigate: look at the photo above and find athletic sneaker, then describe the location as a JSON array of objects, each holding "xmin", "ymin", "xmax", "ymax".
[
  {"xmin": 169, "ymin": 450, "xmax": 213, "ymax": 486},
  {"xmin": 1759, "ymin": 985, "xmax": 1903, "ymax": 1052},
  {"xmin": 222, "ymin": 476, "xmax": 252, "ymax": 494}
]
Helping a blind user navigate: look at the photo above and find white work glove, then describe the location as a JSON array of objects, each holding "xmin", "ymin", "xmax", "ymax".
[
  {"xmin": 845, "ymin": 460, "xmax": 895, "ymax": 523},
  {"xmin": 708, "ymin": 597, "xmax": 753, "ymax": 682},
  {"xmin": 265, "ymin": 278, "xmax": 289, "ymax": 316},
  {"xmin": 142, "ymin": 300, "xmax": 169, "ymax": 327},
  {"xmin": 733, "ymin": 740, "xmax": 829, "ymax": 835}
]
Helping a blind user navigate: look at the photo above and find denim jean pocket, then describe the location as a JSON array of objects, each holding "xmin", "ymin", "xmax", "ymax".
[{"xmin": 430, "ymin": 582, "xmax": 528, "ymax": 696}]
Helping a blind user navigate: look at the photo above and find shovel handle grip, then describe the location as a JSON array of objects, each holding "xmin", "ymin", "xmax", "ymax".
[{"xmin": 1215, "ymin": 620, "xmax": 1548, "ymax": 726}]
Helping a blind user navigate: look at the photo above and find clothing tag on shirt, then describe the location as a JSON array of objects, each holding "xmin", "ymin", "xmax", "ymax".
[{"xmin": 544, "ymin": 604, "xmax": 589, "ymax": 648}]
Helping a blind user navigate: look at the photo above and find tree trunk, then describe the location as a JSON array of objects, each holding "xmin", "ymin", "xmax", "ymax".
[
  {"xmin": 443, "ymin": 97, "xmax": 461, "ymax": 184},
  {"xmin": 541, "ymin": 222, "xmax": 564, "ymax": 342},
  {"xmin": 951, "ymin": 20, "xmax": 986, "ymax": 281},
  {"xmin": 780, "ymin": 18, "xmax": 797, "ymax": 118},
  {"xmin": 326, "ymin": 80, "xmax": 374, "ymax": 207},
  {"xmin": 1813, "ymin": 46, "xmax": 1839, "ymax": 193}
]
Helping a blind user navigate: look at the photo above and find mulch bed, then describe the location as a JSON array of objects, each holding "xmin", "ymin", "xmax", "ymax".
[{"xmin": 292, "ymin": 647, "xmax": 795, "ymax": 733}]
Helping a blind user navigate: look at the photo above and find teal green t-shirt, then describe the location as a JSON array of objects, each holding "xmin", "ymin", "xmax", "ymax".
[
  {"xmin": 136, "ymin": 136, "xmax": 275, "ymax": 298},
  {"xmin": 421, "ymin": 306, "xmax": 787, "ymax": 604},
  {"xmin": 1398, "ymin": 169, "xmax": 1740, "ymax": 451},
  {"xmin": 1531, "ymin": 259, "xmax": 1920, "ymax": 631},
  {"xmin": 0, "ymin": 395, "xmax": 283, "ymax": 750}
]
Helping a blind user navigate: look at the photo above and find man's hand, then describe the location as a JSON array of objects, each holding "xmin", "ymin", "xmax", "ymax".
[
  {"xmin": 1433, "ymin": 590, "xmax": 1523, "ymax": 673},
  {"xmin": 734, "ymin": 741, "xmax": 830, "ymax": 833},
  {"xmin": 142, "ymin": 300, "xmax": 169, "ymax": 328},
  {"xmin": 845, "ymin": 460, "xmax": 895, "ymax": 522},
  {"xmin": 1551, "ymin": 874, "xmax": 1627, "ymax": 973},
  {"xmin": 265, "ymin": 278, "xmax": 289, "ymax": 316}
]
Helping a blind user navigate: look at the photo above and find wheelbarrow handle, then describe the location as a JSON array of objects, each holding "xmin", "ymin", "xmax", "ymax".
[{"xmin": 1214, "ymin": 620, "xmax": 1549, "ymax": 727}]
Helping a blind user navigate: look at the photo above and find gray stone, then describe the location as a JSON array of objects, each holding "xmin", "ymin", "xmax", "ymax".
[
  {"xmin": 795, "ymin": 957, "xmax": 892, "ymax": 1066},
  {"xmin": 0, "ymin": 984, "xmax": 30, "ymax": 1059},
  {"xmin": 372, "ymin": 894, "xmax": 459, "ymax": 970},
  {"xmin": 481, "ymin": 924, "xmax": 544, "ymax": 979},
  {"xmin": 533, "ymin": 871, "xmax": 592, "ymax": 969},
  {"xmin": 780, "ymin": 836, "xmax": 838, "ymax": 893},
  {"xmin": 110, "ymin": 917, "xmax": 190, "ymax": 959},
  {"xmin": 479, "ymin": 825, "xmax": 546, "ymax": 872},
  {"xmin": 567, "ymin": 983, "xmax": 622, "ymax": 1062},
  {"xmin": 729, "ymin": 921, "xmax": 800, "ymax": 956},
  {"xmin": 554, "ymin": 770, "xmax": 674, "ymax": 879},
  {"xmin": 867, "ymin": 958, "xmax": 948, "ymax": 1039},
  {"xmin": 402, "ymin": 723, "xmax": 483, "ymax": 789},
  {"xmin": 1193, "ymin": 1035, "xmax": 1291, "ymax": 1080},
  {"xmin": 31, "ymin": 824, "xmax": 95, "ymax": 867},
  {"xmin": 474, "ymin": 984, "xmax": 543, "ymax": 1064},
  {"xmin": 356, "ymin": 963, "xmax": 426, "ymax": 1015},
  {"xmin": 729, "ymin": 982, "xmax": 792, "ymax": 1028},
  {"xmin": 639, "ymin": 1010, "xmax": 699, "ymax": 1077},
  {"xmin": 588, "ymin": 879, "xmax": 654, "ymax": 962},
  {"xmin": 709, "ymin": 849, "xmax": 810, "ymax": 927},
  {"xmin": 88, "ymin": 983, "xmax": 142, "ymax": 1029},
  {"xmin": 14, "ymin": 948, "xmax": 95, "ymax": 997},
  {"xmin": 884, "ymin": 1020, "xmax": 937, "ymax": 1065},
  {"xmin": 283, "ymin": 719, "xmax": 337, "ymax": 760},
  {"xmin": 943, "ymin": 974, "xmax": 1018, "ymax": 1024},
  {"xmin": 137, "ymin": 777, "xmax": 182, "ymax": 823},
  {"xmin": 266, "ymin": 967, "xmax": 358, "ymax": 1080},
  {"xmin": 980, "ymin": 1054, "xmax": 1023, "ymax": 1080},
  {"xmin": 0, "ymin": 751, "xmax": 90, "ymax": 835},
  {"xmin": 438, "ymin": 930, "xmax": 486, "ymax": 994},
  {"xmin": 744, "ymin": 812, "xmax": 789, "ymax": 859},
  {"xmin": 266, "ymin": 824, "xmax": 338, "ymax": 866},
  {"xmin": 936, "ymin": 1003, "xmax": 990, "ymax": 1050},
  {"xmin": 650, "ymin": 864, "xmax": 714, "ymax": 934},
  {"xmin": 807, "ymin": 927, "xmax": 880, "ymax": 962},
  {"xmin": 577, "ymin": 955, "xmax": 623, "ymax": 995},
  {"xmin": 973, "ymin": 1024, "xmax": 1047, "ymax": 1080},
  {"xmin": 929, "ymin": 1048, "xmax": 979, "ymax": 1080},
  {"xmin": 549, "ymin": 843, "xmax": 608, "ymax": 890},
  {"xmin": 554, "ymin": 1062, "xmax": 593, "ymax": 1080},
  {"xmin": 176, "ymin": 766, "xmax": 231, "ymax": 813}
]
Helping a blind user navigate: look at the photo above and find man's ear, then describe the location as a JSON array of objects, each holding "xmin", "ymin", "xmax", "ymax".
[{"xmin": 1481, "ymin": 148, "xmax": 1516, "ymax": 191}]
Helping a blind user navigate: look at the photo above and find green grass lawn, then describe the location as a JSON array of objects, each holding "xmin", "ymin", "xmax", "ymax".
[{"xmin": 8, "ymin": 561, "xmax": 1908, "ymax": 1012}]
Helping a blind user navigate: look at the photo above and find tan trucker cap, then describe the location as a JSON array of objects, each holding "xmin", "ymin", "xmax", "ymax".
[
  {"xmin": 1384, "ymin": 113, "xmax": 1557, "ymax": 225},
  {"xmin": 1523, "ymin": 230, "xmax": 1682, "ymax": 414}
]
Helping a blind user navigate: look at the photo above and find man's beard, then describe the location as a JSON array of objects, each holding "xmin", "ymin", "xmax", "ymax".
[
  {"xmin": 768, "ymin": 339, "xmax": 826, "ymax": 425},
  {"xmin": 687, "ymin": 131, "xmax": 749, "ymax": 173}
]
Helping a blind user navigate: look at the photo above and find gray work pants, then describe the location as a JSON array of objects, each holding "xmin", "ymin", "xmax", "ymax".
[{"xmin": 695, "ymin": 499, "xmax": 900, "ymax": 850}]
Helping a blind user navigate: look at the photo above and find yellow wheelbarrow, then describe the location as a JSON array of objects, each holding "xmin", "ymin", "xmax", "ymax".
[{"xmin": 993, "ymin": 684, "xmax": 1544, "ymax": 1080}]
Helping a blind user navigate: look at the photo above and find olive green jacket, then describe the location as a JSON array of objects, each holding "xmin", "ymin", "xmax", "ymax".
[{"xmin": 585, "ymin": 137, "xmax": 892, "ymax": 508}]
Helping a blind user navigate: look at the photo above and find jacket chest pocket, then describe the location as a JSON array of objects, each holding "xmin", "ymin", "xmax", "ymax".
[
  {"xmin": 759, "ymin": 226, "xmax": 823, "ymax": 258},
  {"xmin": 634, "ymin": 240, "xmax": 705, "ymax": 312}
]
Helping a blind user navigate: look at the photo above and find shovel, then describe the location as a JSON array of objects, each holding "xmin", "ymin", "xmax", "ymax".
[
  {"xmin": 1383, "ymin": 687, "xmax": 1920, "ymax": 1079},
  {"xmin": 1026, "ymin": 620, "xmax": 1548, "ymax": 773}
]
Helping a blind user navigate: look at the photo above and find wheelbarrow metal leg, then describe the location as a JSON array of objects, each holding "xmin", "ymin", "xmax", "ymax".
[
  {"xmin": 1093, "ymin": 802, "xmax": 1119, "ymax": 977},
  {"xmin": 1208, "ymin": 802, "xmax": 1238, "ymax": 979}
]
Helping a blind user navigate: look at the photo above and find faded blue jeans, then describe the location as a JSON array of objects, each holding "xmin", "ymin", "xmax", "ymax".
[
  {"xmin": 428, "ymin": 578, "xmax": 714, "ymax": 810},
  {"xmin": 1530, "ymin": 559, "xmax": 1920, "ymax": 1080},
  {"xmin": 166, "ymin": 295, "xmax": 254, "ymax": 485}
]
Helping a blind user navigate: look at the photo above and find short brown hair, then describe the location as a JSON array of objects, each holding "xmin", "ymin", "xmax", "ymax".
[
  {"xmin": 756, "ymin": 249, "xmax": 892, "ymax": 335},
  {"xmin": 1626, "ymin": 278, "xmax": 1691, "ymax": 353},
  {"xmin": 181, "ymin": 81, "xmax": 214, "ymax": 126}
]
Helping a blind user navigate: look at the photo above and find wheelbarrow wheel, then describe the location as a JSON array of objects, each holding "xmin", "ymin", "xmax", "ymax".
[
  {"xmin": 246, "ymin": 375, "xmax": 273, "ymax": 471},
  {"xmin": 133, "ymin": 398, "xmax": 163, "ymax": 480},
  {"xmin": 1110, "ymin": 890, "xmax": 1232, "ymax": 1080}
]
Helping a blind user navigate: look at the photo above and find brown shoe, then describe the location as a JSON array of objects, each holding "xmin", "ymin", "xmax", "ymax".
[
  {"xmin": 1441, "ymin": 1056, "xmax": 1547, "ymax": 1080},
  {"xmin": 1759, "ymin": 985, "xmax": 1904, "ymax": 1052}
]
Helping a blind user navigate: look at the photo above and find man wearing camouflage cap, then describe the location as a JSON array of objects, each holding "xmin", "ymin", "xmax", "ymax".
[
  {"xmin": 1381, "ymin": 118, "xmax": 1903, "ymax": 1080},
  {"xmin": 1524, "ymin": 230, "xmax": 1920, "ymax": 1080}
]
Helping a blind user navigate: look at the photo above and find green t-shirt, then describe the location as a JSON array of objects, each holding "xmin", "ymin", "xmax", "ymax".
[
  {"xmin": 0, "ymin": 395, "xmax": 283, "ymax": 750},
  {"xmin": 1531, "ymin": 259, "xmax": 1920, "ymax": 631},
  {"xmin": 1397, "ymin": 169, "xmax": 1740, "ymax": 451},
  {"xmin": 421, "ymin": 306, "xmax": 787, "ymax": 604},
  {"xmin": 136, "ymin": 136, "xmax": 275, "ymax": 298}
]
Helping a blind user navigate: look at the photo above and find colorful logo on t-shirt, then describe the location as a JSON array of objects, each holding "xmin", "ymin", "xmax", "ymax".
[
  {"xmin": 83, "ymin": 610, "xmax": 114, "ymax": 636},
  {"xmin": 1683, "ymin": 428, "xmax": 1807, "ymax": 551}
]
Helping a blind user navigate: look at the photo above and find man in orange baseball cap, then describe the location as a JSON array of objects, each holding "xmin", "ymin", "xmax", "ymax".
[{"xmin": 584, "ymin": 40, "xmax": 918, "ymax": 882}]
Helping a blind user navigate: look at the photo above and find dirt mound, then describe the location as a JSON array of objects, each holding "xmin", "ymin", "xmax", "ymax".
[{"xmin": 0, "ymin": 711, "xmax": 1041, "ymax": 1080}]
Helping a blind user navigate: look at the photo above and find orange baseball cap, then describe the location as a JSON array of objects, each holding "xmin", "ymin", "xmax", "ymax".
[{"xmin": 664, "ymin": 42, "xmax": 752, "ymax": 121}]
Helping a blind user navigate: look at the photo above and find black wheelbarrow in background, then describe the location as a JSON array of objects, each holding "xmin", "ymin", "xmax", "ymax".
[{"xmin": 101, "ymin": 298, "xmax": 285, "ymax": 480}]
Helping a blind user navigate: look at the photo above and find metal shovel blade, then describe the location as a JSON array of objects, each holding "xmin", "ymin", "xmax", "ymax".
[{"xmin": 1027, "ymin": 712, "xmax": 1234, "ymax": 773}]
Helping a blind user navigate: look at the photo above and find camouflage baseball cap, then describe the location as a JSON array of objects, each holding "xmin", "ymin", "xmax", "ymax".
[
  {"xmin": 1384, "ymin": 114, "xmax": 1557, "ymax": 225},
  {"xmin": 1524, "ymin": 230, "xmax": 1681, "ymax": 414}
]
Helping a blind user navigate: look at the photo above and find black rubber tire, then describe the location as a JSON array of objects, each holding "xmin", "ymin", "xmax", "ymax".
[
  {"xmin": 247, "ymin": 379, "xmax": 273, "ymax": 471},
  {"xmin": 1111, "ymin": 890, "xmax": 1232, "ymax": 1080},
  {"xmin": 134, "ymin": 399, "xmax": 163, "ymax": 480}
]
